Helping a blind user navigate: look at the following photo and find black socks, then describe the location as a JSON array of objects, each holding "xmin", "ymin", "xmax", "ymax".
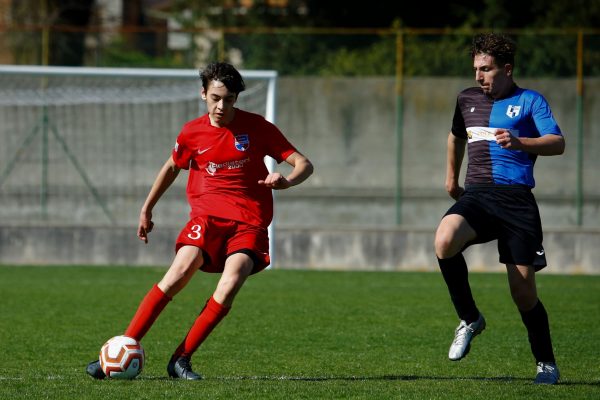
[
  {"xmin": 438, "ymin": 254, "xmax": 556, "ymax": 363},
  {"xmin": 437, "ymin": 253, "xmax": 480, "ymax": 324},
  {"xmin": 520, "ymin": 300, "xmax": 556, "ymax": 364}
]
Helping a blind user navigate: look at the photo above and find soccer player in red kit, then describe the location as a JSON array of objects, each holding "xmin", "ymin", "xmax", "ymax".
[{"xmin": 86, "ymin": 62, "xmax": 313, "ymax": 380}]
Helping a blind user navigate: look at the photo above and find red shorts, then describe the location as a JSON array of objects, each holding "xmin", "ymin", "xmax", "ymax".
[{"xmin": 175, "ymin": 215, "xmax": 270, "ymax": 274}]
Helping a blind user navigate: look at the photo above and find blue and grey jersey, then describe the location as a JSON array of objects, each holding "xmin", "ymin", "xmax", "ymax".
[{"xmin": 451, "ymin": 85, "xmax": 562, "ymax": 188}]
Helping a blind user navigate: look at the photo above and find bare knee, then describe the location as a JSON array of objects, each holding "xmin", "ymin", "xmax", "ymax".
[
  {"xmin": 434, "ymin": 229, "xmax": 456, "ymax": 259},
  {"xmin": 158, "ymin": 248, "xmax": 203, "ymax": 296},
  {"xmin": 435, "ymin": 215, "xmax": 474, "ymax": 259},
  {"xmin": 215, "ymin": 274, "xmax": 244, "ymax": 298},
  {"xmin": 507, "ymin": 264, "xmax": 538, "ymax": 311},
  {"xmin": 214, "ymin": 253, "xmax": 254, "ymax": 306},
  {"xmin": 213, "ymin": 273, "xmax": 248, "ymax": 307},
  {"xmin": 510, "ymin": 284, "xmax": 538, "ymax": 311},
  {"xmin": 435, "ymin": 225, "xmax": 463, "ymax": 259},
  {"xmin": 159, "ymin": 267, "xmax": 195, "ymax": 296}
]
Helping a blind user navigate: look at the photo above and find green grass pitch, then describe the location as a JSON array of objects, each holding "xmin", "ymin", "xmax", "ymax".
[{"xmin": 0, "ymin": 265, "xmax": 598, "ymax": 399}]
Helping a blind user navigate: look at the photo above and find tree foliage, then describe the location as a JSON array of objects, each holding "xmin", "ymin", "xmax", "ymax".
[
  {"xmin": 171, "ymin": 0, "xmax": 600, "ymax": 77},
  {"xmin": 6, "ymin": 0, "xmax": 600, "ymax": 76}
]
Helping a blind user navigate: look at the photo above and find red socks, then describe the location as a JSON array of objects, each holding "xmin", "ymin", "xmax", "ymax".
[
  {"xmin": 124, "ymin": 284, "xmax": 172, "ymax": 341},
  {"xmin": 123, "ymin": 288, "xmax": 229, "ymax": 360},
  {"xmin": 173, "ymin": 296, "xmax": 230, "ymax": 359}
]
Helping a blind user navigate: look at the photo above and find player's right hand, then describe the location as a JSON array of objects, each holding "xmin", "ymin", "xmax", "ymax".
[
  {"xmin": 448, "ymin": 185, "xmax": 464, "ymax": 200},
  {"xmin": 137, "ymin": 211, "xmax": 154, "ymax": 243}
]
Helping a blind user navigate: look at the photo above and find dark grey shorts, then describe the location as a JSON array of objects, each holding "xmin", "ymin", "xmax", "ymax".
[{"xmin": 444, "ymin": 184, "xmax": 547, "ymax": 270}]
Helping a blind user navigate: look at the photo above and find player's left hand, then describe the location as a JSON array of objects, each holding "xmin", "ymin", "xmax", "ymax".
[
  {"xmin": 258, "ymin": 172, "xmax": 291, "ymax": 190},
  {"xmin": 495, "ymin": 128, "xmax": 520, "ymax": 150}
]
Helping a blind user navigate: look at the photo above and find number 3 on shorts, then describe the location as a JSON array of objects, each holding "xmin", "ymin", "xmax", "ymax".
[{"xmin": 187, "ymin": 224, "xmax": 202, "ymax": 240}]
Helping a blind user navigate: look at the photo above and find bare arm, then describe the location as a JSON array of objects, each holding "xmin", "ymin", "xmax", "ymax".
[
  {"xmin": 446, "ymin": 132, "xmax": 467, "ymax": 200},
  {"xmin": 258, "ymin": 151, "xmax": 314, "ymax": 190},
  {"xmin": 138, "ymin": 155, "xmax": 181, "ymax": 243},
  {"xmin": 495, "ymin": 129, "xmax": 565, "ymax": 156}
]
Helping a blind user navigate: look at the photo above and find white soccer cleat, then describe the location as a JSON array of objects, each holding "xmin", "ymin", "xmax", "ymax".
[
  {"xmin": 448, "ymin": 313, "xmax": 486, "ymax": 361},
  {"xmin": 534, "ymin": 362, "xmax": 560, "ymax": 384}
]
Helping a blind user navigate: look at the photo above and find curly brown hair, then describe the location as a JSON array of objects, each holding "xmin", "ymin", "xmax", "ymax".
[
  {"xmin": 200, "ymin": 62, "xmax": 246, "ymax": 95},
  {"xmin": 471, "ymin": 33, "xmax": 516, "ymax": 67}
]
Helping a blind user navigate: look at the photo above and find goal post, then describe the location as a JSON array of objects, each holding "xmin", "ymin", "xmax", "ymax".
[{"xmin": 0, "ymin": 65, "xmax": 279, "ymax": 266}]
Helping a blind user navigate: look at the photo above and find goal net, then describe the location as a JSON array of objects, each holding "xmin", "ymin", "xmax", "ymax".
[{"xmin": 0, "ymin": 65, "xmax": 277, "ymax": 228}]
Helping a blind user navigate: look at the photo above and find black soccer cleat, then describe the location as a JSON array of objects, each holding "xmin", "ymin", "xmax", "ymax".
[
  {"xmin": 167, "ymin": 356, "xmax": 202, "ymax": 380},
  {"xmin": 86, "ymin": 360, "xmax": 106, "ymax": 380}
]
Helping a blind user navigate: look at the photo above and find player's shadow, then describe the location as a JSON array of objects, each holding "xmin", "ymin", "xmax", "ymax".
[
  {"xmin": 217, "ymin": 375, "xmax": 530, "ymax": 382},
  {"xmin": 139, "ymin": 374, "xmax": 599, "ymax": 386}
]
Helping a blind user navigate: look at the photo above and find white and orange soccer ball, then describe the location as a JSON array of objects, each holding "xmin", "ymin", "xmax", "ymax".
[{"xmin": 99, "ymin": 335, "xmax": 145, "ymax": 379}]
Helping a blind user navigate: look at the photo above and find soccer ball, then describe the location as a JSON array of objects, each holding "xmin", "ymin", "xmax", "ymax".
[{"xmin": 99, "ymin": 335, "xmax": 145, "ymax": 379}]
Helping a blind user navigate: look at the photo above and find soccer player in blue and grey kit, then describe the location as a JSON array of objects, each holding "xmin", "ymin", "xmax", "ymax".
[{"xmin": 434, "ymin": 33, "xmax": 565, "ymax": 384}]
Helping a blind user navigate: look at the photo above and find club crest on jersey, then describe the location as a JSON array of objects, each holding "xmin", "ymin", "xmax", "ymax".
[
  {"xmin": 234, "ymin": 134, "xmax": 250, "ymax": 151},
  {"xmin": 506, "ymin": 105, "xmax": 521, "ymax": 118}
]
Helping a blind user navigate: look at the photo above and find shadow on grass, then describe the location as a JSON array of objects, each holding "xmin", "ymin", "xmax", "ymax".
[
  {"xmin": 216, "ymin": 375, "xmax": 528, "ymax": 382},
  {"xmin": 136, "ymin": 374, "xmax": 599, "ymax": 386}
]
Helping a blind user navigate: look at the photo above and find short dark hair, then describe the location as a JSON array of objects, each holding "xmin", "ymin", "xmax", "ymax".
[
  {"xmin": 471, "ymin": 33, "xmax": 516, "ymax": 67},
  {"xmin": 200, "ymin": 62, "xmax": 246, "ymax": 94}
]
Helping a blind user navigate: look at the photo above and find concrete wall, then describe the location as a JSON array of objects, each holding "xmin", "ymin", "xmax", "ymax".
[
  {"xmin": 274, "ymin": 77, "xmax": 600, "ymax": 229},
  {"xmin": 1, "ymin": 225, "xmax": 598, "ymax": 274},
  {"xmin": 1, "ymin": 77, "xmax": 599, "ymax": 273}
]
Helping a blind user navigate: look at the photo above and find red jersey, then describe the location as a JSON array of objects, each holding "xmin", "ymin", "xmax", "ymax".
[{"xmin": 172, "ymin": 109, "xmax": 297, "ymax": 229}]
